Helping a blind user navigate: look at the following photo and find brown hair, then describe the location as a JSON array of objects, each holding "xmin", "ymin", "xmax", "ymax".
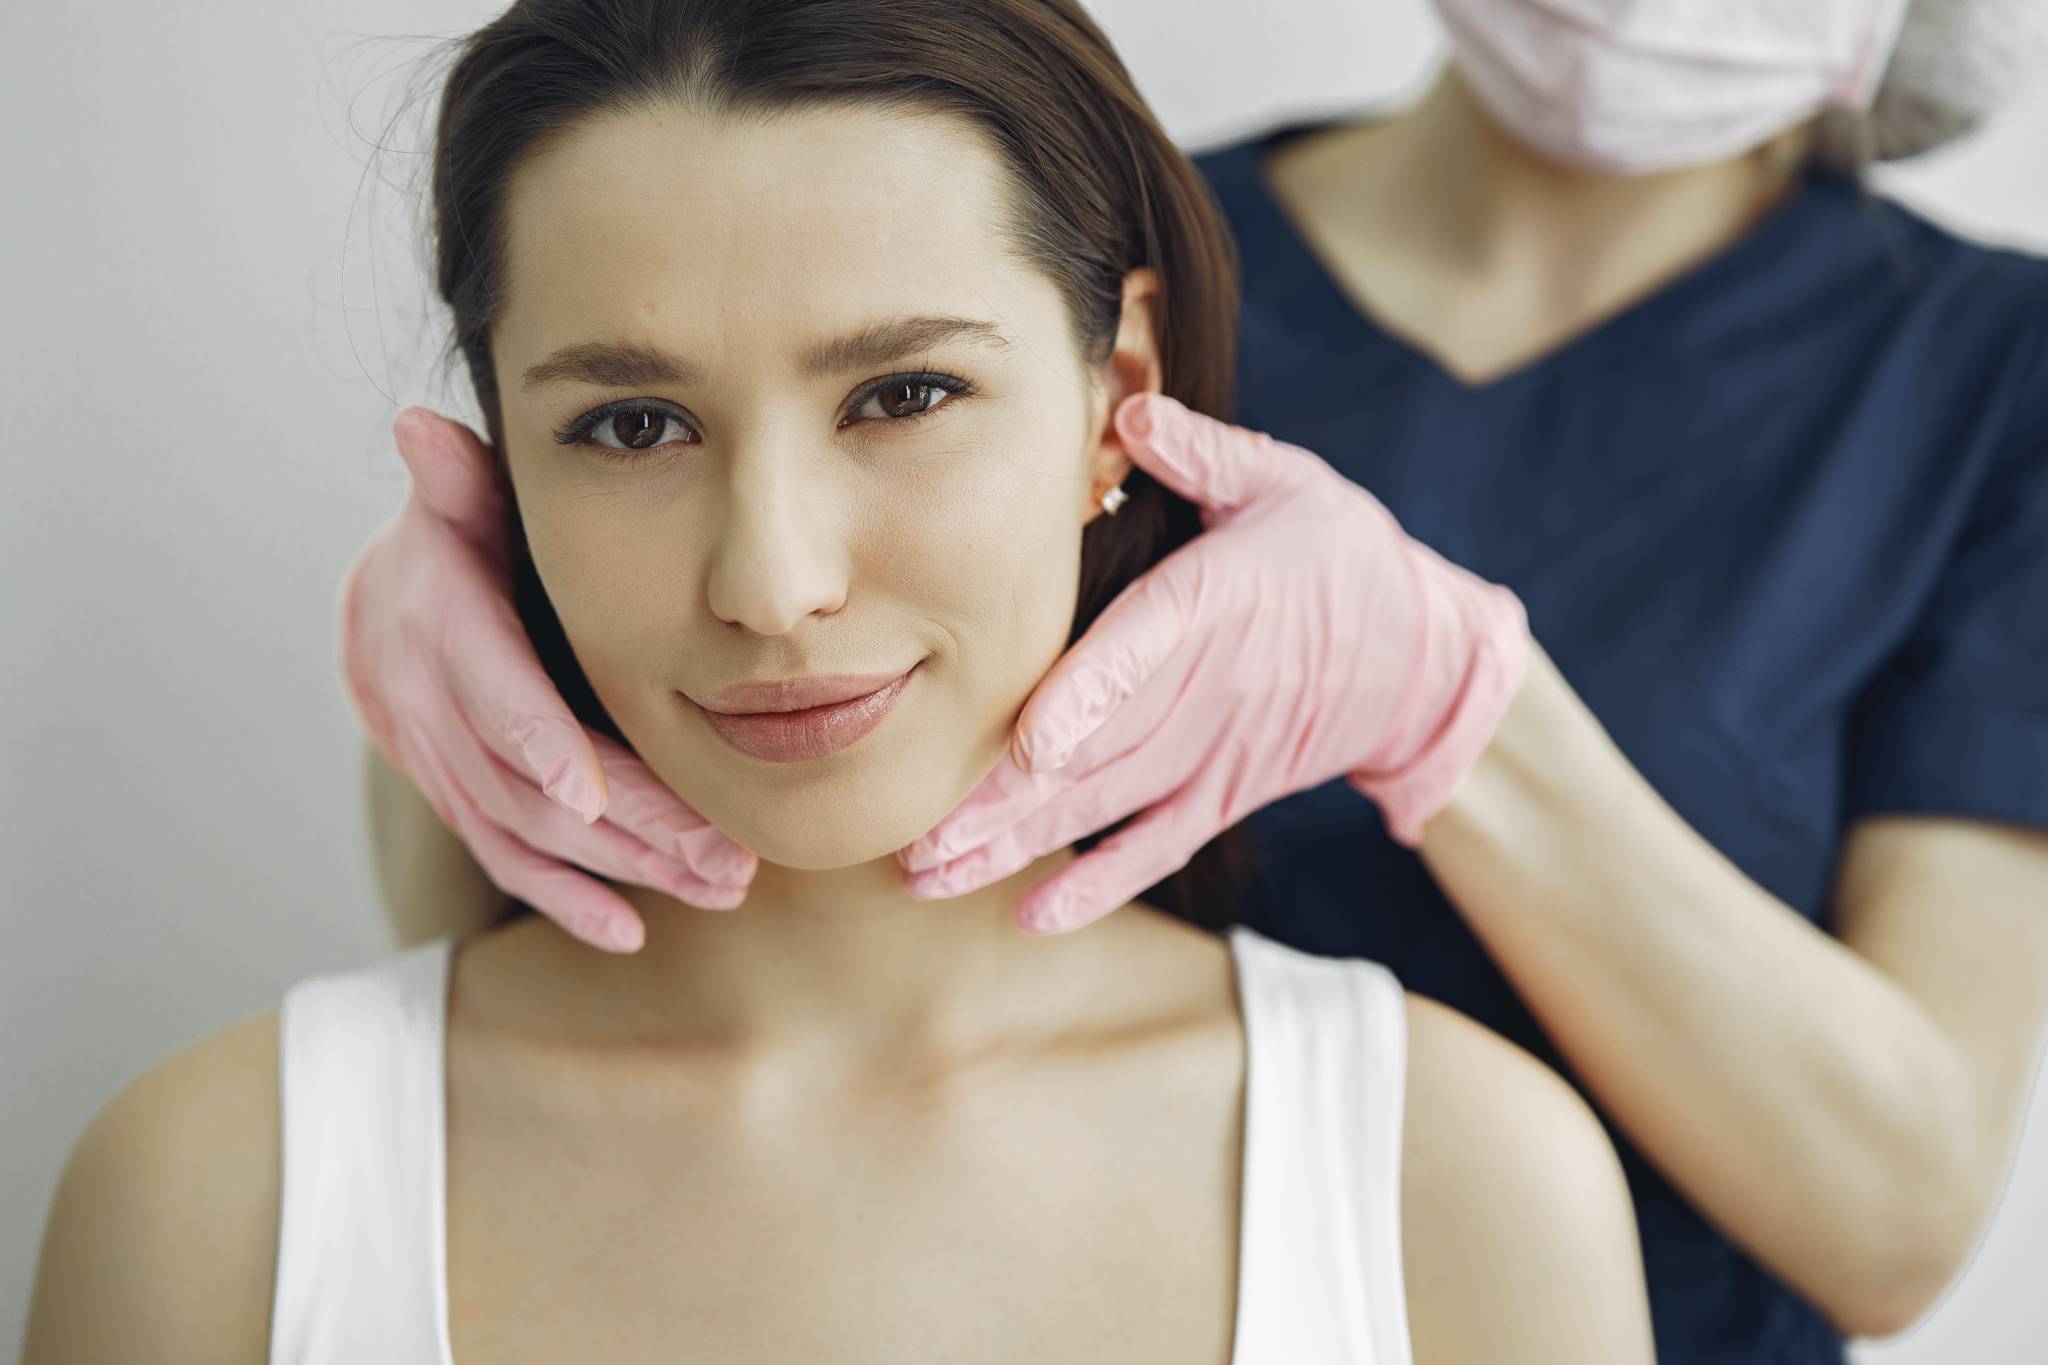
[{"xmin": 429, "ymin": 0, "xmax": 1256, "ymax": 931}]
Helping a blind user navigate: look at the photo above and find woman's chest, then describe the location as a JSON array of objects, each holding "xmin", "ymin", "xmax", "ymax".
[{"xmin": 442, "ymin": 1024, "xmax": 1248, "ymax": 1364}]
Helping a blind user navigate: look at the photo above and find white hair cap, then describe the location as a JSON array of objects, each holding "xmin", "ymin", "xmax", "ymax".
[{"xmin": 1819, "ymin": 0, "xmax": 2048, "ymax": 163}]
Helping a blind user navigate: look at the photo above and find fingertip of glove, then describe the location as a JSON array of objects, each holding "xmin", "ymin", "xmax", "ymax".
[
  {"xmin": 1113, "ymin": 392, "xmax": 1155, "ymax": 444},
  {"xmin": 544, "ymin": 778, "xmax": 604, "ymax": 824},
  {"xmin": 391, "ymin": 405, "xmax": 429, "ymax": 445}
]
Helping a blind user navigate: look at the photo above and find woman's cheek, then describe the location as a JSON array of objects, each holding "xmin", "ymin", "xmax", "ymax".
[
  {"xmin": 526, "ymin": 500, "xmax": 627, "ymax": 621},
  {"xmin": 900, "ymin": 444, "xmax": 1078, "ymax": 598},
  {"xmin": 521, "ymin": 501, "xmax": 671, "ymax": 708},
  {"xmin": 909, "ymin": 484, "xmax": 1083, "ymax": 728}
]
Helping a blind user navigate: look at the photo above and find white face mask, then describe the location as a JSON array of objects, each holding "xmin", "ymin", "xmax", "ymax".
[{"xmin": 1430, "ymin": 0, "xmax": 1915, "ymax": 174}]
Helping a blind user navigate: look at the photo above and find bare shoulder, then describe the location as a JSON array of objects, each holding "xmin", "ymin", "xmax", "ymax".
[
  {"xmin": 22, "ymin": 1009, "xmax": 280, "ymax": 1365},
  {"xmin": 1397, "ymin": 992, "xmax": 1656, "ymax": 1365}
]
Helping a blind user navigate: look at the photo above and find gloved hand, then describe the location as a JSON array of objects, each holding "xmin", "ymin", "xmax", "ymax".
[
  {"xmin": 897, "ymin": 392, "xmax": 1529, "ymax": 935},
  {"xmin": 338, "ymin": 406, "xmax": 756, "ymax": 953}
]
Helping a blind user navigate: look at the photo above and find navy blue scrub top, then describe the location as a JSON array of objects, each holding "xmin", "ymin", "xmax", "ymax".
[{"xmin": 1189, "ymin": 118, "xmax": 2048, "ymax": 1365}]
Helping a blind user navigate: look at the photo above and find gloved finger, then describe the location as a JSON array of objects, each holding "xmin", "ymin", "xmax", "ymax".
[
  {"xmin": 1012, "ymin": 784, "xmax": 1211, "ymax": 935},
  {"xmin": 392, "ymin": 406, "xmax": 508, "ymax": 544},
  {"xmin": 1112, "ymin": 392, "xmax": 1310, "ymax": 518},
  {"xmin": 439, "ymin": 582, "xmax": 611, "ymax": 823},
  {"xmin": 897, "ymin": 749, "xmax": 1073, "ymax": 874},
  {"xmin": 1014, "ymin": 546, "xmax": 1200, "ymax": 774},
  {"xmin": 383, "ymin": 426, "xmax": 616, "ymax": 826},
  {"xmin": 586, "ymin": 730, "xmax": 759, "ymax": 883},
  {"xmin": 903, "ymin": 742, "xmax": 1180, "ymax": 900},
  {"xmin": 399, "ymin": 713, "xmax": 649, "ymax": 952},
  {"xmin": 430, "ymin": 704, "xmax": 746, "ymax": 909},
  {"xmin": 903, "ymin": 634, "xmax": 1192, "ymax": 875}
]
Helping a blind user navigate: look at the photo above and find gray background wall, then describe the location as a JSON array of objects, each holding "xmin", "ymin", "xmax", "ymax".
[{"xmin": 4, "ymin": 1, "xmax": 2043, "ymax": 1357}]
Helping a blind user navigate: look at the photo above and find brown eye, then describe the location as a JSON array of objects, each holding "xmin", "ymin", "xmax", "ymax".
[
  {"xmin": 551, "ymin": 400, "xmax": 695, "ymax": 456},
  {"xmin": 603, "ymin": 406, "xmax": 678, "ymax": 449},
  {"xmin": 878, "ymin": 382, "xmax": 939, "ymax": 418},
  {"xmin": 849, "ymin": 374, "xmax": 970, "ymax": 426}
]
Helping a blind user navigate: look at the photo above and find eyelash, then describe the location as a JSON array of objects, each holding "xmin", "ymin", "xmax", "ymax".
[{"xmin": 548, "ymin": 371, "xmax": 978, "ymax": 462}]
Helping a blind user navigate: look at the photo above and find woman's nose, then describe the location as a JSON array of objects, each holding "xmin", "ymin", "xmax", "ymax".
[{"xmin": 702, "ymin": 466, "xmax": 850, "ymax": 635}]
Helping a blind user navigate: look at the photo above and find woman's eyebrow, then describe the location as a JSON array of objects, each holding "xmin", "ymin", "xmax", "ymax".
[{"xmin": 520, "ymin": 314, "xmax": 1012, "ymax": 390}]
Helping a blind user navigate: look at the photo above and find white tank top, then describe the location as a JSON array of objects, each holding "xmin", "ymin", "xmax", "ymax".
[{"xmin": 268, "ymin": 923, "xmax": 1412, "ymax": 1364}]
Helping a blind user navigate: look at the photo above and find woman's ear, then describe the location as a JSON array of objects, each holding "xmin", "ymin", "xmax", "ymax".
[{"xmin": 1082, "ymin": 266, "xmax": 1164, "ymax": 526}]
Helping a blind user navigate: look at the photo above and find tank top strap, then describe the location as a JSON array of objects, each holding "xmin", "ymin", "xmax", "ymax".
[
  {"xmin": 269, "ymin": 934, "xmax": 456, "ymax": 1365},
  {"xmin": 1227, "ymin": 924, "xmax": 1412, "ymax": 1365}
]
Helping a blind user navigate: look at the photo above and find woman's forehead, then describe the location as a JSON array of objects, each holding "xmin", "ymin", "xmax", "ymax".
[{"xmin": 495, "ymin": 102, "xmax": 1042, "ymax": 358}]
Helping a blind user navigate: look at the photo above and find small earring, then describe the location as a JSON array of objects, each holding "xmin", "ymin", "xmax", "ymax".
[{"xmin": 1099, "ymin": 483, "xmax": 1129, "ymax": 516}]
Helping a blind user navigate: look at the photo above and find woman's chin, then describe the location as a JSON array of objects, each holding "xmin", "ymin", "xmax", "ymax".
[
  {"xmin": 722, "ymin": 829, "xmax": 921, "ymax": 873},
  {"xmin": 694, "ymin": 793, "xmax": 955, "ymax": 873},
  {"xmin": 636, "ymin": 723, "xmax": 1005, "ymax": 872}
]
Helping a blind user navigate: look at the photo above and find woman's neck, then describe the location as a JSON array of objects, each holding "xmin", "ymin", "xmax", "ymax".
[{"xmin": 516, "ymin": 843, "xmax": 1144, "ymax": 1069}]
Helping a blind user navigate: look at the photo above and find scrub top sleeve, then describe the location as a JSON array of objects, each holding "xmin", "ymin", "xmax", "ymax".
[{"xmin": 1844, "ymin": 395, "xmax": 2048, "ymax": 831}]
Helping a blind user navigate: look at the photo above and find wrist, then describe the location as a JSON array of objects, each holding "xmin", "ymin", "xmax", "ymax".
[{"xmin": 1347, "ymin": 548, "xmax": 1531, "ymax": 846}]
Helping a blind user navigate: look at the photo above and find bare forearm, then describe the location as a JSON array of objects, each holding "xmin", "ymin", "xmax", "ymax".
[
  {"xmin": 1419, "ymin": 643, "xmax": 1978, "ymax": 1336},
  {"xmin": 363, "ymin": 741, "xmax": 507, "ymax": 946}
]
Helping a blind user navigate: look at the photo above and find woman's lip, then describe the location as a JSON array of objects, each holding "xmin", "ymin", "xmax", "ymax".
[
  {"xmin": 697, "ymin": 669, "xmax": 914, "ymax": 715},
  {"xmin": 695, "ymin": 663, "xmax": 917, "ymax": 763}
]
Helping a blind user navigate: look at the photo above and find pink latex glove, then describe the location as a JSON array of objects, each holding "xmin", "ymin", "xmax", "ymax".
[
  {"xmin": 337, "ymin": 406, "xmax": 757, "ymax": 953},
  {"xmin": 897, "ymin": 392, "xmax": 1529, "ymax": 935}
]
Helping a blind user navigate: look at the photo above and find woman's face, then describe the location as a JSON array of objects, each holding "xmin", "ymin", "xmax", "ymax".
[{"xmin": 491, "ymin": 100, "xmax": 1150, "ymax": 869}]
